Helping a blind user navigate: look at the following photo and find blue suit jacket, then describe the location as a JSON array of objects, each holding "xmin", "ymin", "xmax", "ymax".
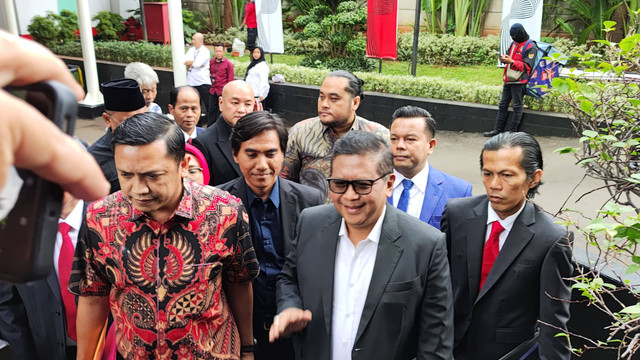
[{"xmin": 388, "ymin": 164, "xmax": 472, "ymax": 230}]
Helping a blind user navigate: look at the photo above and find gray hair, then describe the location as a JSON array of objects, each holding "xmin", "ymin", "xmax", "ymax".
[{"xmin": 124, "ymin": 62, "xmax": 159, "ymax": 87}]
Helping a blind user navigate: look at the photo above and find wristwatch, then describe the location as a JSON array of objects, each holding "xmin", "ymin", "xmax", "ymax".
[{"xmin": 241, "ymin": 338, "xmax": 258, "ymax": 353}]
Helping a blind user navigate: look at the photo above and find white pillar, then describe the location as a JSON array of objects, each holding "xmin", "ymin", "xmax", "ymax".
[
  {"xmin": 167, "ymin": 0, "xmax": 186, "ymax": 86},
  {"xmin": 76, "ymin": 0, "xmax": 103, "ymax": 105},
  {"xmin": 2, "ymin": 0, "xmax": 19, "ymax": 35}
]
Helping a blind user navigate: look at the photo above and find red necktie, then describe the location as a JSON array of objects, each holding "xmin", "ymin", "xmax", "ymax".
[
  {"xmin": 58, "ymin": 222, "xmax": 77, "ymax": 341},
  {"xmin": 479, "ymin": 221, "xmax": 505, "ymax": 291}
]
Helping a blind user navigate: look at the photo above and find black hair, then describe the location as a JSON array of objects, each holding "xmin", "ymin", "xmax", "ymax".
[
  {"xmin": 213, "ymin": 43, "xmax": 224, "ymax": 49},
  {"xmin": 112, "ymin": 112, "xmax": 185, "ymax": 164},
  {"xmin": 331, "ymin": 131, "xmax": 393, "ymax": 177},
  {"xmin": 391, "ymin": 105, "xmax": 437, "ymax": 138},
  {"xmin": 230, "ymin": 111, "xmax": 288, "ymax": 155},
  {"xmin": 480, "ymin": 131, "xmax": 543, "ymax": 198},
  {"xmin": 326, "ymin": 70, "xmax": 365, "ymax": 101},
  {"xmin": 169, "ymin": 86, "xmax": 200, "ymax": 108},
  {"xmin": 245, "ymin": 46, "xmax": 266, "ymax": 79}
]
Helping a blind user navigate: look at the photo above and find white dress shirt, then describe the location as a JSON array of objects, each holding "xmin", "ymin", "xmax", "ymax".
[
  {"xmin": 391, "ymin": 164, "xmax": 429, "ymax": 219},
  {"xmin": 182, "ymin": 128, "xmax": 198, "ymax": 142},
  {"xmin": 485, "ymin": 201, "xmax": 526, "ymax": 250},
  {"xmin": 331, "ymin": 207, "xmax": 386, "ymax": 360},
  {"xmin": 245, "ymin": 61, "xmax": 270, "ymax": 99},
  {"xmin": 54, "ymin": 200, "xmax": 84, "ymax": 277},
  {"xmin": 185, "ymin": 45, "xmax": 211, "ymax": 86}
]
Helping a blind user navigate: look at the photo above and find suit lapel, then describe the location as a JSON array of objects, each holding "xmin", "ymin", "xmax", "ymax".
[
  {"xmin": 419, "ymin": 165, "xmax": 444, "ymax": 223},
  {"xmin": 355, "ymin": 205, "xmax": 402, "ymax": 342},
  {"xmin": 320, "ymin": 210, "xmax": 341, "ymax": 335},
  {"xmin": 467, "ymin": 199, "xmax": 488, "ymax": 299},
  {"xmin": 475, "ymin": 201, "xmax": 535, "ymax": 303},
  {"xmin": 278, "ymin": 180, "xmax": 298, "ymax": 256},
  {"xmin": 46, "ymin": 270, "xmax": 63, "ymax": 305},
  {"xmin": 232, "ymin": 178, "xmax": 249, "ymax": 208},
  {"xmin": 215, "ymin": 119, "xmax": 241, "ymax": 175}
]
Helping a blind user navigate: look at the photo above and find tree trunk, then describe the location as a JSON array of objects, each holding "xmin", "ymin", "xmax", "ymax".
[
  {"xmin": 224, "ymin": 0, "xmax": 233, "ymax": 30},
  {"xmin": 608, "ymin": 5, "xmax": 627, "ymax": 43}
]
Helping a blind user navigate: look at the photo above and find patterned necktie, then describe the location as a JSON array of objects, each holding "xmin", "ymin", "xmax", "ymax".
[
  {"xmin": 479, "ymin": 221, "xmax": 505, "ymax": 292},
  {"xmin": 57, "ymin": 222, "xmax": 77, "ymax": 341},
  {"xmin": 397, "ymin": 179, "xmax": 413, "ymax": 212}
]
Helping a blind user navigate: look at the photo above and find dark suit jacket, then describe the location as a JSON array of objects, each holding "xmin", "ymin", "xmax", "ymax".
[
  {"xmin": 217, "ymin": 177, "xmax": 325, "ymax": 258},
  {"xmin": 192, "ymin": 115, "xmax": 241, "ymax": 186},
  {"xmin": 0, "ymin": 206, "xmax": 88, "ymax": 360},
  {"xmin": 88, "ymin": 130, "xmax": 119, "ymax": 194},
  {"xmin": 441, "ymin": 196, "xmax": 573, "ymax": 360},
  {"xmin": 388, "ymin": 165, "xmax": 472, "ymax": 229},
  {"xmin": 276, "ymin": 204, "xmax": 453, "ymax": 360}
]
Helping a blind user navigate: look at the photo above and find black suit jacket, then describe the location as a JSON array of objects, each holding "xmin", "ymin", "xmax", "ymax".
[
  {"xmin": 192, "ymin": 115, "xmax": 242, "ymax": 186},
  {"xmin": 442, "ymin": 196, "xmax": 573, "ymax": 360},
  {"xmin": 217, "ymin": 177, "xmax": 325, "ymax": 258},
  {"xmin": 88, "ymin": 130, "xmax": 119, "ymax": 194},
  {"xmin": 0, "ymin": 206, "xmax": 88, "ymax": 360},
  {"xmin": 276, "ymin": 204, "xmax": 454, "ymax": 360}
]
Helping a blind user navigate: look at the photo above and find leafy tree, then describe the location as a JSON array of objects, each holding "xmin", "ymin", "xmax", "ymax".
[
  {"xmin": 550, "ymin": 19, "xmax": 640, "ymax": 358},
  {"xmin": 92, "ymin": 11, "xmax": 125, "ymax": 41},
  {"xmin": 27, "ymin": 10, "xmax": 78, "ymax": 48},
  {"xmin": 294, "ymin": 1, "xmax": 372, "ymax": 70}
]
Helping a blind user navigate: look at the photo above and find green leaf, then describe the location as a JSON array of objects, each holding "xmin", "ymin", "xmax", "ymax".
[
  {"xmin": 555, "ymin": 147, "xmax": 577, "ymax": 154},
  {"xmin": 603, "ymin": 20, "xmax": 616, "ymax": 29},
  {"xmin": 627, "ymin": 264, "xmax": 640, "ymax": 274},
  {"xmin": 633, "ymin": 255, "xmax": 640, "ymax": 265},
  {"xmin": 580, "ymin": 100, "xmax": 594, "ymax": 113},
  {"xmin": 612, "ymin": 142, "xmax": 627, "ymax": 147},
  {"xmin": 578, "ymin": 158, "xmax": 597, "ymax": 165},
  {"xmin": 582, "ymin": 130, "xmax": 598, "ymax": 138},
  {"xmin": 620, "ymin": 303, "xmax": 640, "ymax": 314}
]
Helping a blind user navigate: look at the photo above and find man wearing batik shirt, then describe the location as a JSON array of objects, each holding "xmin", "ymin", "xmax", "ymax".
[
  {"xmin": 281, "ymin": 70, "xmax": 389, "ymax": 201},
  {"xmin": 70, "ymin": 112, "xmax": 259, "ymax": 360}
]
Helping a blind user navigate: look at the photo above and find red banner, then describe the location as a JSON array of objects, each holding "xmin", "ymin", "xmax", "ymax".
[{"xmin": 366, "ymin": 0, "xmax": 399, "ymax": 60}]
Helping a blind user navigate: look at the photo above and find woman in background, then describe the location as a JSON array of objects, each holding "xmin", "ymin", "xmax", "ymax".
[
  {"xmin": 245, "ymin": 46, "xmax": 269, "ymax": 109},
  {"xmin": 185, "ymin": 143, "xmax": 210, "ymax": 185}
]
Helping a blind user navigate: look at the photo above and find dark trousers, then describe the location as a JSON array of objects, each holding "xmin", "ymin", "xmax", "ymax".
[
  {"xmin": 207, "ymin": 93, "xmax": 221, "ymax": 127},
  {"xmin": 494, "ymin": 83, "xmax": 526, "ymax": 132},
  {"xmin": 194, "ymin": 84, "xmax": 211, "ymax": 127},
  {"xmin": 247, "ymin": 27, "xmax": 258, "ymax": 52},
  {"xmin": 254, "ymin": 323, "xmax": 294, "ymax": 360}
]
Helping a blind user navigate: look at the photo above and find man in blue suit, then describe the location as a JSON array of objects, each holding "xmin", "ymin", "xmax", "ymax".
[{"xmin": 388, "ymin": 106, "xmax": 472, "ymax": 229}]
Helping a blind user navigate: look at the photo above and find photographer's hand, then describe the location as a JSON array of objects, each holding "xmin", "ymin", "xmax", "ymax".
[{"xmin": 0, "ymin": 30, "xmax": 109, "ymax": 201}]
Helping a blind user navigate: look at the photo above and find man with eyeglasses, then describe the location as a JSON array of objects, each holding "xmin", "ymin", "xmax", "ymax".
[
  {"xmin": 270, "ymin": 131, "xmax": 453, "ymax": 360},
  {"xmin": 88, "ymin": 78, "xmax": 147, "ymax": 193}
]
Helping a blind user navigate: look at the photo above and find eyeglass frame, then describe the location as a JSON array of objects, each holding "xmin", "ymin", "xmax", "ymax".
[{"xmin": 326, "ymin": 173, "xmax": 392, "ymax": 195}]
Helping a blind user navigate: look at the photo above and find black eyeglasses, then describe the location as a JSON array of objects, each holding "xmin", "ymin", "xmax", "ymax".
[{"xmin": 326, "ymin": 173, "xmax": 390, "ymax": 195}]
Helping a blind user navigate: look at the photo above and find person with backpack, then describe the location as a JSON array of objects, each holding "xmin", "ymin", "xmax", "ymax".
[{"xmin": 484, "ymin": 23, "xmax": 537, "ymax": 137}]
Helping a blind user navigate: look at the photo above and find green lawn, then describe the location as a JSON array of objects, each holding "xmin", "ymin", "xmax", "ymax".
[{"xmin": 233, "ymin": 53, "xmax": 504, "ymax": 86}]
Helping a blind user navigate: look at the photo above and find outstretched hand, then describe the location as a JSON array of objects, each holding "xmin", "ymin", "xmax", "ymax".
[{"xmin": 268, "ymin": 308, "xmax": 312, "ymax": 342}]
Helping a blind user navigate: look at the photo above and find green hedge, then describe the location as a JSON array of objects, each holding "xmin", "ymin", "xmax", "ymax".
[
  {"xmin": 229, "ymin": 60, "xmax": 564, "ymax": 112},
  {"xmin": 51, "ymin": 40, "xmax": 564, "ymax": 112},
  {"xmin": 52, "ymin": 41, "xmax": 173, "ymax": 68}
]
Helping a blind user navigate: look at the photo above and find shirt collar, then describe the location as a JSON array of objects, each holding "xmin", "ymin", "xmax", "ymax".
[
  {"xmin": 246, "ymin": 177, "xmax": 280, "ymax": 208},
  {"xmin": 60, "ymin": 200, "xmax": 84, "ymax": 231},
  {"xmin": 486, "ymin": 200, "xmax": 526, "ymax": 232},
  {"xmin": 337, "ymin": 206, "xmax": 386, "ymax": 244},
  {"xmin": 392, "ymin": 163, "xmax": 429, "ymax": 193},
  {"xmin": 129, "ymin": 179, "xmax": 195, "ymax": 222},
  {"xmin": 321, "ymin": 115, "xmax": 361, "ymax": 135}
]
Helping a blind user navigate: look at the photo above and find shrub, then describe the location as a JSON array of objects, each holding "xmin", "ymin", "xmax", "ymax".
[
  {"xmin": 203, "ymin": 26, "xmax": 246, "ymax": 47},
  {"xmin": 397, "ymin": 32, "xmax": 499, "ymax": 66},
  {"xmin": 228, "ymin": 59, "xmax": 563, "ymax": 112},
  {"xmin": 27, "ymin": 10, "xmax": 78, "ymax": 48},
  {"xmin": 52, "ymin": 41, "xmax": 172, "ymax": 68},
  {"xmin": 183, "ymin": 9, "xmax": 208, "ymax": 43},
  {"xmin": 92, "ymin": 11, "xmax": 125, "ymax": 41}
]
